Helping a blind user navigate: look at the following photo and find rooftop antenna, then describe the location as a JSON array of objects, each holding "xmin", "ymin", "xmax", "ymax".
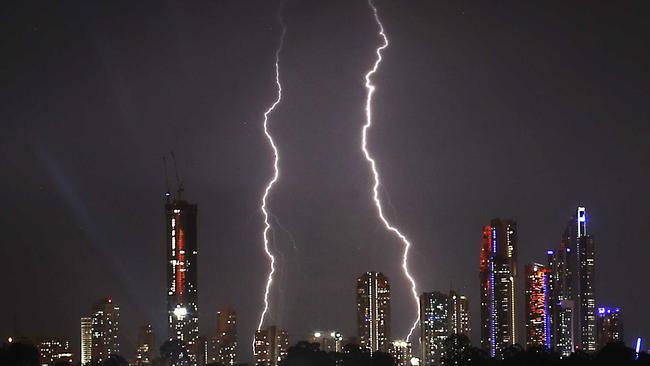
[
  {"xmin": 170, "ymin": 151, "xmax": 184, "ymax": 200},
  {"xmin": 163, "ymin": 155, "xmax": 172, "ymax": 202}
]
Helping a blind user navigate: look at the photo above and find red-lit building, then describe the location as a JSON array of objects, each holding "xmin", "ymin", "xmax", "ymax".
[
  {"xmin": 166, "ymin": 199, "xmax": 199, "ymax": 363},
  {"xmin": 525, "ymin": 263, "xmax": 551, "ymax": 348}
]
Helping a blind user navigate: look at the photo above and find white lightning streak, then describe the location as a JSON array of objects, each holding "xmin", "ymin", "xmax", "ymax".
[
  {"xmin": 256, "ymin": 11, "xmax": 287, "ymax": 342},
  {"xmin": 362, "ymin": 0, "xmax": 420, "ymax": 341}
]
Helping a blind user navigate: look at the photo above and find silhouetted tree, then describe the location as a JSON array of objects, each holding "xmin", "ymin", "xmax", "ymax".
[
  {"xmin": 0, "ymin": 342, "xmax": 39, "ymax": 366},
  {"xmin": 595, "ymin": 341, "xmax": 635, "ymax": 366},
  {"xmin": 441, "ymin": 334, "xmax": 489, "ymax": 366},
  {"xmin": 370, "ymin": 352, "xmax": 394, "ymax": 366},
  {"xmin": 281, "ymin": 341, "xmax": 331, "ymax": 366},
  {"xmin": 341, "ymin": 344, "xmax": 371, "ymax": 366},
  {"xmin": 101, "ymin": 354, "xmax": 128, "ymax": 366}
]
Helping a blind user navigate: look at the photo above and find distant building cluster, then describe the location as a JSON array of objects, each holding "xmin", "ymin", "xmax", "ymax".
[{"xmin": 4, "ymin": 203, "xmax": 634, "ymax": 366}]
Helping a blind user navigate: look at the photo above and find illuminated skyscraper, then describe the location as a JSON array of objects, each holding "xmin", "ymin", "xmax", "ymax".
[
  {"xmin": 578, "ymin": 234, "xmax": 596, "ymax": 352},
  {"xmin": 254, "ymin": 326, "xmax": 289, "ymax": 366},
  {"xmin": 525, "ymin": 263, "xmax": 551, "ymax": 348},
  {"xmin": 479, "ymin": 219, "xmax": 517, "ymax": 358},
  {"xmin": 356, "ymin": 272, "xmax": 391, "ymax": 353},
  {"xmin": 211, "ymin": 306, "xmax": 237, "ymax": 366},
  {"xmin": 134, "ymin": 324, "xmax": 154, "ymax": 366},
  {"xmin": 80, "ymin": 317, "xmax": 93, "ymax": 365},
  {"xmin": 449, "ymin": 291, "xmax": 471, "ymax": 337},
  {"xmin": 90, "ymin": 298, "xmax": 120, "ymax": 363},
  {"xmin": 420, "ymin": 291, "xmax": 448, "ymax": 365},
  {"xmin": 597, "ymin": 307, "xmax": 623, "ymax": 349},
  {"xmin": 166, "ymin": 199, "xmax": 199, "ymax": 362}
]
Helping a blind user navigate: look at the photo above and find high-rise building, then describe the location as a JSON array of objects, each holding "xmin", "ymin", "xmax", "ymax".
[
  {"xmin": 134, "ymin": 324, "xmax": 154, "ymax": 366},
  {"xmin": 356, "ymin": 272, "xmax": 391, "ymax": 353},
  {"xmin": 90, "ymin": 298, "xmax": 120, "ymax": 363},
  {"xmin": 80, "ymin": 317, "xmax": 93, "ymax": 365},
  {"xmin": 597, "ymin": 307, "xmax": 623, "ymax": 349},
  {"xmin": 37, "ymin": 338, "xmax": 72, "ymax": 366},
  {"xmin": 479, "ymin": 219, "xmax": 517, "ymax": 358},
  {"xmin": 197, "ymin": 336, "xmax": 209, "ymax": 366},
  {"xmin": 578, "ymin": 234, "xmax": 596, "ymax": 352},
  {"xmin": 525, "ymin": 263, "xmax": 551, "ymax": 348},
  {"xmin": 449, "ymin": 291, "xmax": 471, "ymax": 337},
  {"xmin": 254, "ymin": 326, "xmax": 289, "ymax": 366},
  {"xmin": 388, "ymin": 340, "xmax": 412, "ymax": 366},
  {"xmin": 420, "ymin": 291, "xmax": 448, "ymax": 365},
  {"xmin": 211, "ymin": 306, "xmax": 237, "ymax": 366},
  {"xmin": 546, "ymin": 206, "xmax": 597, "ymax": 354},
  {"xmin": 309, "ymin": 331, "xmax": 343, "ymax": 353},
  {"xmin": 166, "ymin": 199, "xmax": 199, "ymax": 362}
]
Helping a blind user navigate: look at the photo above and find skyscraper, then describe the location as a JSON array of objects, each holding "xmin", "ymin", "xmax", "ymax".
[
  {"xmin": 578, "ymin": 234, "xmax": 596, "ymax": 352},
  {"xmin": 597, "ymin": 307, "xmax": 623, "ymax": 349},
  {"xmin": 449, "ymin": 291, "xmax": 471, "ymax": 337},
  {"xmin": 211, "ymin": 306, "xmax": 237, "ymax": 366},
  {"xmin": 420, "ymin": 291, "xmax": 449, "ymax": 365},
  {"xmin": 90, "ymin": 298, "xmax": 120, "ymax": 363},
  {"xmin": 37, "ymin": 338, "xmax": 72, "ymax": 366},
  {"xmin": 166, "ymin": 199, "xmax": 199, "ymax": 362},
  {"xmin": 356, "ymin": 272, "xmax": 391, "ymax": 353},
  {"xmin": 80, "ymin": 317, "xmax": 93, "ymax": 365},
  {"xmin": 525, "ymin": 263, "xmax": 551, "ymax": 348},
  {"xmin": 479, "ymin": 219, "xmax": 517, "ymax": 358},
  {"xmin": 254, "ymin": 326, "xmax": 289, "ymax": 366},
  {"xmin": 134, "ymin": 324, "xmax": 154, "ymax": 366}
]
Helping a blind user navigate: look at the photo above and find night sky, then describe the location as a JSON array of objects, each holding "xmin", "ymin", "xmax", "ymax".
[{"xmin": 2, "ymin": 0, "xmax": 650, "ymax": 362}]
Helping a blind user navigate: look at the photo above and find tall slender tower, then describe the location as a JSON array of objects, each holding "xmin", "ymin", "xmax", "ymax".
[
  {"xmin": 80, "ymin": 317, "xmax": 92, "ymax": 365},
  {"xmin": 356, "ymin": 272, "xmax": 391, "ymax": 353},
  {"xmin": 479, "ymin": 219, "xmax": 517, "ymax": 358},
  {"xmin": 166, "ymin": 198, "xmax": 199, "ymax": 362},
  {"xmin": 578, "ymin": 233, "xmax": 596, "ymax": 351}
]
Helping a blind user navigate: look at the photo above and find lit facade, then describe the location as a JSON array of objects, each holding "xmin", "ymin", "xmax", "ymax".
[
  {"xmin": 254, "ymin": 326, "xmax": 289, "ymax": 366},
  {"xmin": 479, "ymin": 219, "xmax": 517, "ymax": 358},
  {"xmin": 356, "ymin": 272, "xmax": 391, "ymax": 353},
  {"xmin": 37, "ymin": 338, "xmax": 72, "ymax": 366},
  {"xmin": 90, "ymin": 298, "xmax": 120, "ymax": 363},
  {"xmin": 525, "ymin": 263, "xmax": 551, "ymax": 348},
  {"xmin": 211, "ymin": 306, "xmax": 237, "ymax": 366},
  {"xmin": 389, "ymin": 340, "xmax": 412, "ymax": 366},
  {"xmin": 420, "ymin": 291, "xmax": 448, "ymax": 365},
  {"xmin": 449, "ymin": 291, "xmax": 471, "ymax": 337},
  {"xmin": 134, "ymin": 324, "xmax": 154, "ymax": 366},
  {"xmin": 166, "ymin": 199, "xmax": 199, "ymax": 363},
  {"xmin": 597, "ymin": 307, "xmax": 623, "ymax": 349},
  {"xmin": 578, "ymin": 234, "xmax": 596, "ymax": 352},
  {"xmin": 80, "ymin": 317, "xmax": 93, "ymax": 365}
]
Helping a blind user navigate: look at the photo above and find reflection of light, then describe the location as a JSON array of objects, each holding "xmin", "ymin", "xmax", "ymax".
[
  {"xmin": 636, "ymin": 338, "xmax": 642, "ymax": 360},
  {"xmin": 547, "ymin": 250, "xmax": 554, "ymax": 255}
]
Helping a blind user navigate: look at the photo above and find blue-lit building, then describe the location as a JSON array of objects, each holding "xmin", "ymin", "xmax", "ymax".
[
  {"xmin": 420, "ymin": 291, "xmax": 449, "ymax": 365},
  {"xmin": 597, "ymin": 307, "xmax": 623, "ymax": 349}
]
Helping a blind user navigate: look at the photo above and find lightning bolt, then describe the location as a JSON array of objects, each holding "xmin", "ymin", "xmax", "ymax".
[
  {"xmin": 362, "ymin": 0, "xmax": 420, "ymax": 341},
  {"xmin": 255, "ymin": 6, "xmax": 287, "ymax": 346}
]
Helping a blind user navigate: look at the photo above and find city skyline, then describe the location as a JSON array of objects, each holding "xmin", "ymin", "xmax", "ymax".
[{"xmin": 2, "ymin": 0, "xmax": 650, "ymax": 364}]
